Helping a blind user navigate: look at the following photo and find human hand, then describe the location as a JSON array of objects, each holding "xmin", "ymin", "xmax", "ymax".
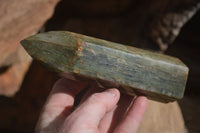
[{"xmin": 35, "ymin": 78, "xmax": 148, "ymax": 133}]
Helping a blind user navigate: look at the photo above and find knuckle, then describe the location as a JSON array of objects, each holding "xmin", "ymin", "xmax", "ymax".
[
  {"xmin": 115, "ymin": 127, "xmax": 129, "ymax": 133},
  {"xmin": 85, "ymin": 92, "xmax": 114, "ymax": 113},
  {"xmin": 88, "ymin": 93, "xmax": 106, "ymax": 110},
  {"xmin": 89, "ymin": 93, "xmax": 104, "ymax": 103}
]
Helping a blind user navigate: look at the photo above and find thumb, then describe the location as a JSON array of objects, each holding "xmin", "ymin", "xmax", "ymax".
[{"xmin": 58, "ymin": 88, "xmax": 120, "ymax": 133}]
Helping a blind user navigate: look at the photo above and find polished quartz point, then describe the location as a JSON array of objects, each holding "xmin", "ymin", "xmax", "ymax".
[{"xmin": 21, "ymin": 31, "xmax": 189, "ymax": 103}]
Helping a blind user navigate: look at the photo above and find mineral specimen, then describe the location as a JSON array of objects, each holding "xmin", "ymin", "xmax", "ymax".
[{"xmin": 21, "ymin": 31, "xmax": 189, "ymax": 103}]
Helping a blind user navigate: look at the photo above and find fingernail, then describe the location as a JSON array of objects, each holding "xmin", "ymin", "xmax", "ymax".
[{"xmin": 106, "ymin": 89, "xmax": 116, "ymax": 97}]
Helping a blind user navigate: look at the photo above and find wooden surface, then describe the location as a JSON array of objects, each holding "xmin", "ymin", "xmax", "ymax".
[
  {"xmin": 138, "ymin": 100, "xmax": 185, "ymax": 133},
  {"xmin": 21, "ymin": 31, "xmax": 188, "ymax": 102}
]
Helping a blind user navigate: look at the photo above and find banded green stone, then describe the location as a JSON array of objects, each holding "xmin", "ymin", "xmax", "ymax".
[{"xmin": 21, "ymin": 31, "xmax": 189, "ymax": 103}]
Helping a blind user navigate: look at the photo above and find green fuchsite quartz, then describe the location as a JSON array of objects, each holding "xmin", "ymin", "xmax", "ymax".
[{"xmin": 21, "ymin": 31, "xmax": 189, "ymax": 103}]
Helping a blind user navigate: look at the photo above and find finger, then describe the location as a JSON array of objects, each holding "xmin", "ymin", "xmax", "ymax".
[
  {"xmin": 78, "ymin": 83, "xmax": 105, "ymax": 106},
  {"xmin": 35, "ymin": 78, "xmax": 87, "ymax": 132},
  {"xmin": 79, "ymin": 86, "xmax": 134, "ymax": 133},
  {"xmin": 59, "ymin": 88, "xmax": 120, "ymax": 133},
  {"xmin": 98, "ymin": 93, "xmax": 133, "ymax": 133},
  {"xmin": 114, "ymin": 96, "xmax": 148, "ymax": 133}
]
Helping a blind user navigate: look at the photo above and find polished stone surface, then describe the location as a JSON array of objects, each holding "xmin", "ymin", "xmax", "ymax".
[{"xmin": 21, "ymin": 31, "xmax": 189, "ymax": 103}]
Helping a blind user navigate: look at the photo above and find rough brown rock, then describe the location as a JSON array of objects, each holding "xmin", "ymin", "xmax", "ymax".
[
  {"xmin": 0, "ymin": 0, "xmax": 61, "ymax": 67},
  {"xmin": 0, "ymin": 0, "xmax": 60, "ymax": 97},
  {"xmin": 0, "ymin": 46, "xmax": 31, "ymax": 97}
]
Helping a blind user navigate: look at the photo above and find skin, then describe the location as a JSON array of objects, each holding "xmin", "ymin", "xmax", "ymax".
[{"xmin": 35, "ymin": 78, "xmax": 148, "ymax": 133}]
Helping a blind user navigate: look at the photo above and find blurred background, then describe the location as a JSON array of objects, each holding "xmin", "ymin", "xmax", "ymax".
[{"xmin": 0, "ymin": 0, "xmax": 199, "ymax": 133}]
